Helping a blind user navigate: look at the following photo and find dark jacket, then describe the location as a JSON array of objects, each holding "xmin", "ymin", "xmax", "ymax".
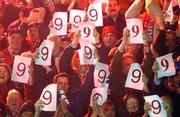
[
  {"xmin": 57, "ymin": 45, "xmax": 95, "ymax": 117},
  {"xmin": 109, "ymin": 48, "xmax": 153, "ymax": 117}
]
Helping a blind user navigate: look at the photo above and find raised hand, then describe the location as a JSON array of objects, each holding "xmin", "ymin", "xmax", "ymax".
[{"xmin": 152, "ymin": 61, "xmax": 159, "ymax": 74}]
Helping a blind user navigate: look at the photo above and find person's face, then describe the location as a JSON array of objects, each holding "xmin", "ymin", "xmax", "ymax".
[
  {"xmin": 20, "ymin": 112, "xmax": 34, "ymax": 117},
  {"xmin": 8, "ymin": 33, "xmax": 23, "ymax": 51},
  {"xmin": 27, "ymin": 27, "xmax": 39, "ymax": 43},
  {"xmin": 102, "ymin": 104, "xmax": 115, "ymax": 117},
  {"xmin": 126, "ymin": 97, "xmax": 139, "ymax": 113},
  {"xmin": 106, "ymin": 0, "xmax": 120, "ymax": 18},
  {"xmin": 103, "ymin": 33, "xmax": 116, "ymax": 48},
  {"xmin": 7, "ymin": 93, "xmax": 22, "ymax": 112},
  {"xmin": 56, "ymin": 76, "xmax": 70, "ymax": 94},
  {"xmin": 0, "ymin": 65, "xmax": 9, "ymax": 84},
  {"xmin": 165, "ymin": 30, "xmax": 175, "ymax": 50},
  {"xmin": 122, "ymin": 57, "xmax": 134, "ymax": 75}
]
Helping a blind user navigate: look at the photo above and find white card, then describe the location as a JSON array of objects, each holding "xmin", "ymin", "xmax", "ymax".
[
  {"xmin": 125, "ymin": 63, "xmax": 144, "ymax": 90},
  {"xmin": 165, "ymin": 0, "xmax": 173, "ymax": 22},
  {"xmin": 11, "ymin": 55, "xmax": 32, "ymax": 84},
  {"xmin": 40, "ymin": 84, "xmax": 57, "ymax": 111},
  {"xmin": 79, "ymin": 22, "xmax": 96, "ymax": 44},
  {"xmin": 87, "ymin": 3, "xmax": 103, "ymax": 27},
  {"xmin": 78, "ymin": 42, "xmax": 98, "ymax": 65},
  {"xmin": 69, "ymin": 9, "xmax": 86, "ymax": 32},
  {"xmin": 94, "ymin": 62, "xmax": 110, "ymax": 88},
  {"xmin": 35, "ymin": 40, "xmax": 54, "ymax": 66},
  {"xmin": 156, "ymin": 53, "xmax": 176, "ymax": 78},
  {"xmin": 90, "ymin": 87, "xmax": 107, "ymax": 106},
  {"xmin": 126, "ymin": 18, "xmax": 144, "ymax": 44},
  {"xmin": 59, "ymin": 90, "xmax": 69, "ymax": 105},
  {"xmin": 50, "ymin": 12, "xmax": 67, "ymax": 35},
  {"xmin": 144, "ymin": 95, "xmax": 167, "ymax": 117}
]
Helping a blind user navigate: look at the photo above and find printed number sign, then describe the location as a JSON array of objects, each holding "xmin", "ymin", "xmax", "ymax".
[
  {"xmin": 155, "ymin": 53, "xmax": 176, "ymax": 78},
  {"xmin": 125, "ymin": 63, "xmax": 144, "ymax": 90},
  {"xmin": 78, "ymin": 42, "xmax": 97, "ymax": 65},
  {"xmin": 87, "ymin": 3, "xmax": 103, "ymax": 27},
  {"xmin": 69, "ymin": 9, "xmax": 86, "ymax": 32},
  {"xmin": 126, "ymin": 18, "xmax": 144, "ymax": 44},
  {"xmin": 144, "ymin": 95, "xmax": 167, "ymax": 117},
  {"xmin": 11, "ymin": 55, "xmax": 32, "ymax": 83},
  {"xmin": 90, "ymin": 87, "xmax": 107, "ymax": 107},
  {"xmin": 94, "ymin": 62, "xmax": 110, "ymax": 88},
  {"xmin": 50, "ymin": 12, "xmax": 67, "ymax": 35},
  {"xmin": 40, "ymin": 84, "xmax": 57, "ymax": 111},
  {"xmin": 35, "ymin": 40, "xmax": 54, "ymax": 66},
  {"xmin": 79, "ymin": 22, "xmax": 96, "ymax": 44}
]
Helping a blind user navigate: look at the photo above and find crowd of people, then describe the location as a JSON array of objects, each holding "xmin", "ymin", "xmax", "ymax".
[{"xmin": 0, "ymin": 0, "xmax": 179, "ymax": 117}]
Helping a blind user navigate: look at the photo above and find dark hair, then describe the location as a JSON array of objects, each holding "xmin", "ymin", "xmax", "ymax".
[
  {"xmin": 8, "ymin": 28, "xmax": 24, "ymax": 37},
  {"xmin": 19, "ymin": 100, "xmax": 35, "ymax": 115},
  {"xmin": 123, "ymin": 92, "xmax": 141, "ymax": 105},
  {"xmin": 53, "ymin": 72, "xmax": 69, "ymax": 83}
]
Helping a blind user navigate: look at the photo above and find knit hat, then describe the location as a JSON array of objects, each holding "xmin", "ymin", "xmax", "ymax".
[{"xmin": 102, "ymin": 26, "xmax": 117, "ymax": 38}]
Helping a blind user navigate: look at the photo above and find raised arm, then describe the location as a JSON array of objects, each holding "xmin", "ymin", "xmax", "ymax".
[
  {"xmin": 59, "ymin": 31, "xmax": 80, "ymax": 74},
  {"xmin": 110, "ymin": 27, "xmax": 129, "ymax": 74},
  {"xmin": 146, "ymin": 0, "xmax": 165, "ymax": 30},
  {"xmin": 125, "ymin": 0, "xmax": 144, "ymax": 19},
  {"xmin": 141, "ymin": 33, "xmax": 154, "ymax": 94}
]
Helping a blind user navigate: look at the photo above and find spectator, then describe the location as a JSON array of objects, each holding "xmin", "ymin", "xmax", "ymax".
[
  {"xmin": 26, "ymin": 23, "xmax": 42, "ymax": 52},
  {"xmin": 89, "ymin": 99, "xmax": 116, "ymax": 117},
  {"xmin": 122, "ymin": 92, "xmax": 144, "ymax": 117},
  {"xmin": 19, "ymin": 100, "xmax": 35, "ymax": 117},
  {"xmin": 95, "ymin": 26, "xmax": 118, "ymax": 64},
  {"xmin": 0, "ymin": 63, "xmax": 12, "ymax": 102},
  {"xmin": 109, "ymin": 27, "xmax": 153, "ymax": 116},
  {"xmin": 6, "ymin": 89, "xmax": 23, "ymax": 117},
  {"xmin": 102, "ymin": 0, "xmax": 126, "ymax": 40},
  {"xmin": 2, "ymin": 28, "xmax": 29, "ymax": 66},
  {"xmin": 143, "ymin": 95, "xmax": 173, "ymax": 117}
]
